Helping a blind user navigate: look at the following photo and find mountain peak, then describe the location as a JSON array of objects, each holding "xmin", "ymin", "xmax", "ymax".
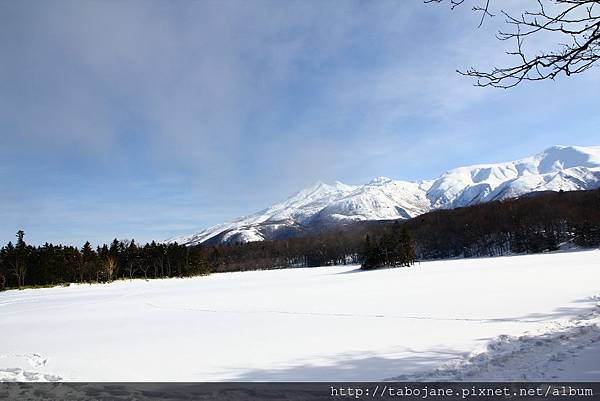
[
  {"xmin": 166, "ymin": 145, "xmax": 600, "ymax": 246},
  {"xmin": 535, "ymin": 144, "xmax": 600, "ymax": 173}
]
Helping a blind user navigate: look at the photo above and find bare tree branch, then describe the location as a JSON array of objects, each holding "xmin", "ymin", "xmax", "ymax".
[
  {"xmin": 426, "ymin": 0, "xmax": 494, "ymax": 27},
  {"xmin": 429, "ymin": 0, "xmax": 600, "ymax": 88}
]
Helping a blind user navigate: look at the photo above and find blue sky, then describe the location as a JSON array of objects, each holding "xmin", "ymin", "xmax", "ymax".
[{"xmin": 1, "ymin": 0, "xmax": 599, "ymax": 246}]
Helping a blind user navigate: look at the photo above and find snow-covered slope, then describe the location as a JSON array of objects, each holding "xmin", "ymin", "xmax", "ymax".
[
  {"xmin": 167, "ymin": 145, "xmax": 600, "ymax": 245},
  {"xmin": 167, "ymin": 181, "xmax": 358, "ymax": 245},
  {"xmin": 427, "ymin": 145, "xmax": 600, "ymax": 208},
  {"xmin": 1, "ymin": 251, "xmax": 599, "ymax": 381}
]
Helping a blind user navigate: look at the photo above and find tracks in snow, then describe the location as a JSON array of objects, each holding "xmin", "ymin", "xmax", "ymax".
[
  {"xmin": 387, "ymin": 296, "xmax": 600, "ymax": 381},
  {"xmin": 143, "ymin": 302, "xmax": 545, "ymax": 324}
]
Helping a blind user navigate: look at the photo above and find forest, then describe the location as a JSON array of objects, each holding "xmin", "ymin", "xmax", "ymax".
[{"xmin": 1, "ymin": 189, "xmax": 599, "ymax": 290}]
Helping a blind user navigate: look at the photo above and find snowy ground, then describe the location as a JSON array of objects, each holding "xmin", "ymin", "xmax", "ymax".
[{"xmin": 1, "ymin": 250, "xmax": 599, "ymax": 382}]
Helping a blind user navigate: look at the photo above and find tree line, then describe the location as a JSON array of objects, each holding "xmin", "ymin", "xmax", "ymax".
[
  {"xmin": 0, "ymin": 235, "xmax": 210, "ymax": 290},
  {"xmin": 403, "ymin": 189, "xmax": 600, "ymax": 260},
  {"xmin": 1, "ymin": 189, "xmax": 599, "ymax": 290}
]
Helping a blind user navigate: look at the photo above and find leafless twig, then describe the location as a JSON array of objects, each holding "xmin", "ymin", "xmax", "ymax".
[{"xmin": 429, "ymin": 0, "xmax": 600, "ymax": 88}]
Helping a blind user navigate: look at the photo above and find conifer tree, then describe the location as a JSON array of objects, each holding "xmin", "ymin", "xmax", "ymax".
[
  {"xmin": 399, "ymin": 227, "xmax": 416, "ymax": 266},
  {"xmin": 14, "ymin": 230, "xmax": 28, "ymax": 287}
]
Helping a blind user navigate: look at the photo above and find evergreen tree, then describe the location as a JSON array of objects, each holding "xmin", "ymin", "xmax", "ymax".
[
  {"xmin": 361, "ymin": 234, "xmax": 382, "ymax": 269},
  {"xmin": 81, "ymin": 241, "xmax": 98, "ymax": 281},
  {"xmin": 14, "ymin": 230, "xmax": 28, "ymax": 287},
  {"xmin": 186, "ymin": 247, "xmax": 210, "ymax": 276},
  {"xmin": 125, "ymin": 240, "xmax": 139, "ymax": 279},
  {"xmin": 399, "ymin": 226, "xmax": 416, "ymax": 266}
]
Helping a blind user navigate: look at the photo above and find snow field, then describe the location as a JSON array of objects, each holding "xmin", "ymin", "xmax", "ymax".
[{"xmin": 0, "ymin": 250, "xmax": 599, "ymax": 381}]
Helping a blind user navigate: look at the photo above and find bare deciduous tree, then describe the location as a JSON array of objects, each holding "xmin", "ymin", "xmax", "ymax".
[
  {"xmin": 104, "ymin": 256, "xmax": 117, "ymax": 282},
  {"xmin": 428, "ymin": 0, "xmax": 600, "ymax": 88}
]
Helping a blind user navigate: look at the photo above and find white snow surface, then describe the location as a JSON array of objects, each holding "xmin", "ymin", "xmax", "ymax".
[
  {"xmin": 168, "ymin": 145, "xmax": 600, "ymax": 246},
  {"xmin": 1, "ymin": 250, "xmax": 599, "ymax": 381}
]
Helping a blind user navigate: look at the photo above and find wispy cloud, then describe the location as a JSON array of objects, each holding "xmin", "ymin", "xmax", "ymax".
[{"xmin": 0, "ymin": 0, "xmax": 598, "ymax": 245}]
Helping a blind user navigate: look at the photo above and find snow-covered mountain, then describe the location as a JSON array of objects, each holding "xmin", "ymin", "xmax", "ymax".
[{"xmin": 167, "ymin": 145, "xmax": 600, "ymax": 245}]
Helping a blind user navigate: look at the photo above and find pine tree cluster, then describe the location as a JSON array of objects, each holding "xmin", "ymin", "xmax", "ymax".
[
  {"xmin": 361, "ymin": 223, "xmax": 416, "ymax": 269},
  {"xmin": 0, "ymin": 237, "xmax": 210, "ymax": 290}
]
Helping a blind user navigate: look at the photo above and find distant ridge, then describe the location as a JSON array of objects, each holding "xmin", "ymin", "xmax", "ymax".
[{"xmin": 166, "ymin": 145, "xmax": 600, "ymax": 245}]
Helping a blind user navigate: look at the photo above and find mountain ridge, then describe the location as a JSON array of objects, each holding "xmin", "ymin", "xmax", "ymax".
[{"xmin": 166, "ymin": 145, "xmax": 600, "ymax": 246}]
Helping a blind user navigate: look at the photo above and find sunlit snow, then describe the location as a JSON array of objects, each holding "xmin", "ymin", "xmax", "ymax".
[{"xmin": 1, "ymin": 250, "xmax": 599, "ymax": 381}]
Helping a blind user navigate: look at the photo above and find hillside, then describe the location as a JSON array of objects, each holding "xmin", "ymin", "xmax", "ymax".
[{"xmin": 203, "ymin": 188, "xmax": 600, "ymax": 273}]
